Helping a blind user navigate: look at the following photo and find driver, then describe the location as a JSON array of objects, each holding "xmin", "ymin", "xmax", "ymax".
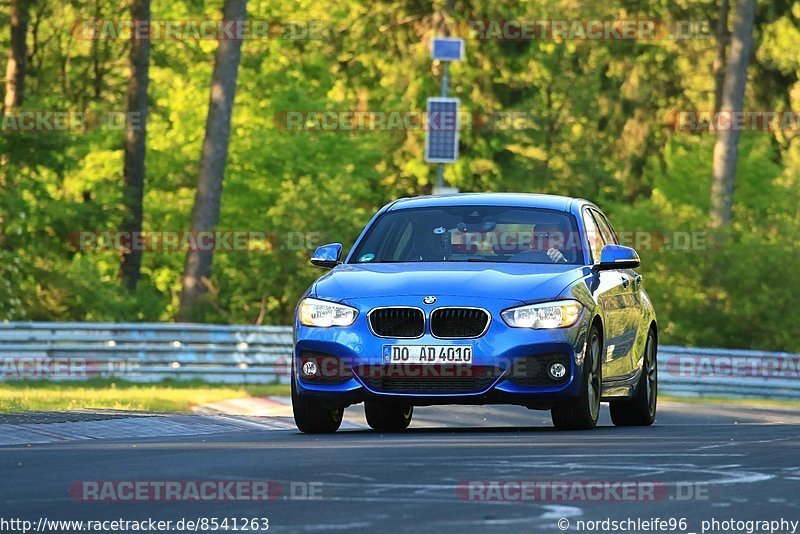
[{"xmin": 535, "ymin": 223, "xmax": 569, "ymax": 263}]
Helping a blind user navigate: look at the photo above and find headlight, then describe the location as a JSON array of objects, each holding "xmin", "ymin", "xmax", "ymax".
[
  {"xmin": 298, "ymin": 297, "xmax": 358, "ymax": 327},
  {"xmin": 501, "ymin": 299, "xmax": 583, "ymax": 329}
]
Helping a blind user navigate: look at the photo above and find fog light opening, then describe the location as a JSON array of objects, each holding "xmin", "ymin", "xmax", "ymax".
[
  {"xmin": 302, "ymin": 361, "xmax": 318, "ymax": 377},
  {"xmin": 548, "ymin": 362, "xmax": 567, "ymax": 380}
]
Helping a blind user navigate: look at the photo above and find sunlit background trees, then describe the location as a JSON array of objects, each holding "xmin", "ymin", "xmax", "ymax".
[{"xmin": 0, "ymin": 0, "xmax": 798, "ymax": 351}]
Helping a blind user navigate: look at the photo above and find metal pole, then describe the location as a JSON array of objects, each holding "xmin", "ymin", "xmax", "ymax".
[
  {"xmin": 441, "ymin": 62, "xmax": 449, "ymax": 97},
  {"xmin": 436, "ymin": 62, "xmax": 450, "ymax": 191}
]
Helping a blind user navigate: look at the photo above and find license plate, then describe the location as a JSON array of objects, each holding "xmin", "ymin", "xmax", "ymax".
[{"xmin": 383, "ymin": 345, "xmax": 473, "ymax": 365}]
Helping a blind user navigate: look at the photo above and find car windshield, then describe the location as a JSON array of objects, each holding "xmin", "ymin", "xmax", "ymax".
[{"xmin": 350, "ymin": 205, "xmax": 584, "ymax": 264}]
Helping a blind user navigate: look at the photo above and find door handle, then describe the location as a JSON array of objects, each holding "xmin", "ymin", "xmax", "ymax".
[{"xmin": 621, "ymin": 277, "xmax": 629, "ymax": 289}]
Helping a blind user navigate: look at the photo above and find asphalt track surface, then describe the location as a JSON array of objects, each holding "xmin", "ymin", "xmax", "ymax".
[{"xmin": 1, "ymin": 401, "xmax": 799, "ymax": 533}]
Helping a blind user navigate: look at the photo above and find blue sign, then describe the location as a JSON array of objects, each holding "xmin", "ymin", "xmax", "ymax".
[
  {"xmin": 431, "ymin": 37, "xmax": 464, "ymax": 61},
  {"xmin": 425, "ymin": 97, "xmax": 460, "ymax": 163}
]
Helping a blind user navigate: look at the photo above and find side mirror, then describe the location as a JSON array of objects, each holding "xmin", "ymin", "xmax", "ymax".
[
  {"xmin": 595, "ymin": 244, "xmax": 640, "ymax": 270},
  {"xmin": 310, "ymin": 243, "xmax": 343, "ymax": 269}
]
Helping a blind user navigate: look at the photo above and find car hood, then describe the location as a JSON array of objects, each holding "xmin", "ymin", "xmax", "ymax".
[{"xmin": 313, "ymin": 262, "xmax": 587, "ymax": 304}]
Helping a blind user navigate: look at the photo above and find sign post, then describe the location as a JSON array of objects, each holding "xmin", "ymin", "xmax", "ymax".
[{"xmin": 426, "ymin": 37, "xmax": 464, "ymax": 195}]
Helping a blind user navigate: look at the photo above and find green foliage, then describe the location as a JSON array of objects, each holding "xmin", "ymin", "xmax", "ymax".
[
  {"xmin": 612, "ymin": 134, "xmax": 800, "ymax": 351},
  {"xmin": 0, "ymin": 0, "xmax": 798, "ymax": 350},
  {"xmin": 0, "ymin": 378, "xmax": 290, "ymax": 412}
]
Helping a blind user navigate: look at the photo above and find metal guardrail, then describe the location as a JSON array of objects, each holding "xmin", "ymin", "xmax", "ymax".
[
  {"xmin": 658, "ymin": 345, "xmax": 800, "ymax": 400},
  {"xmin": 0, "ymin": 323, "xmax": 798, "ymax": 399},
  {"xmin": 0, "ymin": 322, "xmax": 294, "ymax": 384}
]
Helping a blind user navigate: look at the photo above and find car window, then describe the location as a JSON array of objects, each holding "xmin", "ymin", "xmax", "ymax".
[
  {"xmin": 590, "ymin": 209, "xmax": 618, "ymax": 245},
  {"xmin": 368, "ymin": 218, "xmax": 407, "ymax": 262},
  {"xmin": 389, "ymin": 222, "xmax": 413, "ymax": 261},
  {"xmin": 350, "ymin": 206, "xmax": 585, "ymax": 264},
  {"xmin": 582, "ymin": 209, "xmax": 603, "ymax": 263}
]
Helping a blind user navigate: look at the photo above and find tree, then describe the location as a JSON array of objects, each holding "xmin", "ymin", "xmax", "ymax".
[
  {"xmin": 709, "ymin": 0, "xmax": 756, "ymax": 230},
  {"xmin": 119, "ymin": 0, "xmax": 151, "ymax": 290},
  {"xmin": 3, "ymin": 0, "xmax": 30, "ymax": 111},
  {"xmin": 178, "ymin": 0, "xmax": 248, "ymax": 320},
  {"xmin": 713, "ymin": 0, "xmax": 731, "ymax": 113}
]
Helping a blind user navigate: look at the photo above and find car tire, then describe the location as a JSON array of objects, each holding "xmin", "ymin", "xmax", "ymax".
[
  {"xmin": 551, "ymin": 325, "xmax": 602, "ymax": 430},
  {"xmin": 610, "ymin": 329, "xmax": 657, "ymax": 427},
  {"xmin": 364, "ymin": 401, "xmax": 413, "ymax": 432},
  {"xmin": 292, "ymin": 378, "xmax": 343, "ymax": 434}
]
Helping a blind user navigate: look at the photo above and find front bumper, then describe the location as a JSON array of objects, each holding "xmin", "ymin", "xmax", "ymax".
[{"xmin": 293, "ymin": 296, "xmax": 592, "ymax": 407}]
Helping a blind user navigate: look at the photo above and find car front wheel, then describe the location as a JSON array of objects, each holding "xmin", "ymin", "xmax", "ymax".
[
  {"xmin": 292, "ymin": 378, "xmax": 343, "ymax": 434},
  {"xmin": 551, "ymin": 325, "xmax": 602, "ymax": 430},
  {"xmin": 610, "ymin": 329, "xmax": 657, "ymax": 426},
  {"xmin": 364, "ymin": 401, "xmax": 413, "ymax": 432}
]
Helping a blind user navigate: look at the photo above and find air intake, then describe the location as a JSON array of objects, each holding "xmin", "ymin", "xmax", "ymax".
[
  {"xmin": 430, "ymin": 307, "xmax": 490, "ymax": 338},
  {"xmin": 368, "ymin": 307, "xmax": 425, "ymax": 338}
]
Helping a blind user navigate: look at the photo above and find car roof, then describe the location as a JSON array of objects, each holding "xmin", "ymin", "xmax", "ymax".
[{"xmin": 386, "ymin": 193, "xmax": 594, "ymax": 213}]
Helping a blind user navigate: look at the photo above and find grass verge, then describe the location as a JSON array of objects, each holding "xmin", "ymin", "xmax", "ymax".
[
  {"xmin": 0, "ymin": 379, "xmax": 291, "ymax": 413},
  {"xmin": 660, "ymin": 394, "xmax": 800, "ymax": 408},
  {"xmin": 3, "ymin": 383, "xmax": 796, "ymax": 414}
]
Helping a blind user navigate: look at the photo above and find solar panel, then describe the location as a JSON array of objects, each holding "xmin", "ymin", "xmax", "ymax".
[
  {"xmin": 425, "ymin": 97, "xmax": 460, "ymax": 163},
  {"xmin": 431, "ymin": 38, "xmax": 464, "ymax": 62}
]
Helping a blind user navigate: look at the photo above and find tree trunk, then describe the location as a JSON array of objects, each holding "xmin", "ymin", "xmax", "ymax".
[
  {"xmin": 178, "ymin": 0, "xmax": 248, "ymax": 320},
  {"xmin": 709, "ymin": 0, "xmax": 756, "ymax": 230},
  {"xmin": 92, "ymin": 0, "xmax": 106, "ymax": 100},
  {"xmin": 713, "ymin": 0, "xmax": 731, "ymax": 113},
  {"xmin": 119, "ymin": 0, "xmax": 151, "ymax": 291},
  {"xmin": 4, "ymin": 0, "xmax": 30, "ymax": 111}
]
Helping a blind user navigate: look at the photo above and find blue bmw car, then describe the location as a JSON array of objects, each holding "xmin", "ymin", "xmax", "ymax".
[{"xmin": 292, "ymin": 193, "xmax": 657, "ymax": 432}]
